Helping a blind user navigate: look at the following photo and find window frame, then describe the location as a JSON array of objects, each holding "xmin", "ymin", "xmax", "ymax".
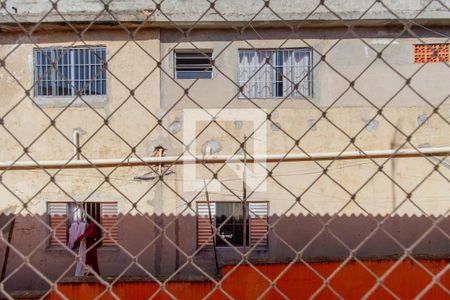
[
  {"xmin": 46, "ymin": 201, "xmax": 118, "ymax": 249},
  {"xmin": 67, "ymin": 202, "xmax": 103, "ymax": 246},
  {"xmin": 215, "ymin": 202, "xmax": 250, "ymax": 248},
  {"xmin": 174, "ymin": 49, "xmax": 214, "ymax": 80},
  {"xmin": 196, "ymin": 201, "xmax": 269, "ymax": 249},
  {"xmin": 237, "ymin": 47, "xmax": 313, "ymax": 100},
  {"xmin": 33, "ymin": 46, "xmax": 109, "ymax": 107}
]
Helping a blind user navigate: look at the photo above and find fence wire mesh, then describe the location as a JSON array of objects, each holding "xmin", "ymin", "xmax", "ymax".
[{"xmin": 0, "ymin": 0, "xmax": 449, "ymax": 299}]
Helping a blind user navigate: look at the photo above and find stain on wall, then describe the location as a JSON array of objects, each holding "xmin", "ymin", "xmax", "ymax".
[
  {"xmin": 361, "ymin": 117, "xmax": 379, "ymax": 132},
  {"xmin": 201, "ymin": 140, "xmax": 222, "ymax": 155}
]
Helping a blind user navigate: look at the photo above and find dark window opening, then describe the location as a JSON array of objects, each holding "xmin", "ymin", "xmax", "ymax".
[
  {"xmin": 215, "ymin": 202, "xmax": 249, "ymax": 247},
  {"xmin": 175, "ymin": 50, "xmax": 213, "ymax": 79},
  {"xmin": 68, "ymin": 202, "xmax": 103, "ymax": 246}
]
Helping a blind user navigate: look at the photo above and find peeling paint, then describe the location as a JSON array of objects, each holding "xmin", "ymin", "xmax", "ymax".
[
  {"xmin": 201, "ymin": 140, "xmax": 222, "ymax": 155},
  {"xmin": 234, "ymin": 120, "xmax": 243, "ymax": 129},
  {"xmin": 361, "ymin": 118, "xmax": 379, "ymax": 132},
  {"xmin": 271, "ymin": 122, "xmax": 282, "ymax": 131},
  {"xmin": 155, "ymin": 111, "xmax": 166, "ymax": 120},
  {"xmin": 168, "ymin": 120, "xmax": 182, "ymax": 134},
  {"xmin": 417, "ymin": 113, "xmax": 428, "ymax": 126},
  {"xmin": 307, "ymin": 119, "xmax": 318, "ymax": 131}
]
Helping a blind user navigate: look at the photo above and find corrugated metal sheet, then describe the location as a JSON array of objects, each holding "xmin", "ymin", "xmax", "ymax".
[{"xmin": 48, "ymin": 259, "xmax": 450, "ymax": 300}]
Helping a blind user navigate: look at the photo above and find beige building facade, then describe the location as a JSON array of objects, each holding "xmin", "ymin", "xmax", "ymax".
[{"xmin": 0, "ymin": 0, "xmax": 448, "ymax": 291}]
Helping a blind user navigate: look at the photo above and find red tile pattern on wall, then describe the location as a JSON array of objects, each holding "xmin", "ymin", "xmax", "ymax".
[{"xmin": 414, "ymin": 44, "xmax": 449, "ymax": 63}]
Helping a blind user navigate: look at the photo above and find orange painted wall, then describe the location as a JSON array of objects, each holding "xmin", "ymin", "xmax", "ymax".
[{"xmin": 50, "ymin": 259, "xmax": 450, "ymax": 299}]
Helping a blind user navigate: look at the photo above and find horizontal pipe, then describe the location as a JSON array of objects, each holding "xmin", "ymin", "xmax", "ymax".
[{"xmin": 0, "ymin": 147, "xmax": 449, "ymax": 171}]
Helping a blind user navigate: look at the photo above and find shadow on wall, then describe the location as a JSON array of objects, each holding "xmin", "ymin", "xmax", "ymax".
[{"xmin": 0, "ymin": 213, "xmax": 448, "ymax": 292}]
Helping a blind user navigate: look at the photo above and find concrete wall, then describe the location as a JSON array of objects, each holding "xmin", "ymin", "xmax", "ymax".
[
  {"xmin": 1, "ymin": 0, "xmax": 449, "ymax": 24},
  {"xmin": 0, "ymin": 19, "xmax": 449, "ymax": 291},
  {"xmin": 0, "ymin": 29, "xmax": 161, "ymax": 162},
  {"xmin": 160, "ymin": 27, "xmax": 450, "ymax": 109}
]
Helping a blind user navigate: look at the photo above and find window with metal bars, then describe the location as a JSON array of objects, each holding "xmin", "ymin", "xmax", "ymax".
[
  {"xmin": 47, "ymin": 202, "xmax": 118, "ymax": 247},
  {"xmin": 197, "ymin": 201, "xmax": 268, "ymax": 248},
  {"xmin": 238, "ymin": 48, "xmax": 312, "ymax": 99},
  {"xmin": 34, "ymin": 47, "xmax": 107, "ymax": 97},
  {"xmin": 215, "ymin": 202, "xmax": 250, "ymax": 247},
  {"xmin": 174, "ymin": 50, "xmax": 213, "ymax": 79}
]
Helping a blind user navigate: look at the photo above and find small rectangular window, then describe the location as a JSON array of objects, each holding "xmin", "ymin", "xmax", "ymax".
[
  {"xmin": 175, "ymin": 50, "xmax": 213, "ymax": 79},
  {"xmin": 34, "ymin": 47, "xmax": 107, "ymax": 97},
  {"xmin": 47, "ymin": 202, "xmax": 118, "ymax": 247},
  {"xmin": 215, "ymin": 202, "xmax": 249, "ymax": 247},
  {"xmin": 197, "ymin": 201, "xmax": 268, "ymax": 248},
  {"xmin": 238, "ymin": 48, "xmax": 312, "ymax": 99},
  {"xmin": 65, "ymin": 202, "xmax": 103, "ymax": 246}
]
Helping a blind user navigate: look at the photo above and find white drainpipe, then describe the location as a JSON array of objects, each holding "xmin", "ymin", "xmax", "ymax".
[
  {"xmin": 72, "ymin": 128, "xmax": 86, "ymax": 160},
  {"xmin": 0, "ymin": 147, "xmax": 449, "ymax": 171}
]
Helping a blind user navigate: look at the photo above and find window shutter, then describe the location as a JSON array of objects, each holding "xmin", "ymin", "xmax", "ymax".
[
  {"xmin": 100, "ymin": 203, "xmax": 119, "ymax": 246},
  {"xmin": 249, "ymin": 202, "xmax": 268, "ymax": 247},
  {"xmin": 48, "ymin": 202, "xmax": 68, "ymax": 247},
  {"xmin": 197, "ymin": 202, "xmax": 215, "ymax": 247}
]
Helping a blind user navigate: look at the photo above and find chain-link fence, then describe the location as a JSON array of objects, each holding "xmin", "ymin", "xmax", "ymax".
[{"xmin": 0, "ymin": 0, "xmax": 449, "ymax": 299}]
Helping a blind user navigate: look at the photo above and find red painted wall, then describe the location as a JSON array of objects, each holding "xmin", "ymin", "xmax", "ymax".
[{"xmin": 50, "ymin": 259, "xmax": 450, "ymax": 299}]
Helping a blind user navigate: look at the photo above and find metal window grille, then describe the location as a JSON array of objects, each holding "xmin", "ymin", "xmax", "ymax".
[
  {"xmin": 34, "ymin": 47, "xmax": 107, "ymax": 97},
  {"xmin": 215, "ymin": 202, "xmax": 250, "ymax": 247},
  {"xmin": 197, "ymin": 202, "xmax": 269, "ymax": 248},
  {"xmin": 174, "ymin": 50, "xmax": 213, "ymax": 79},
  {"xmin": 67, "ymin": 202, "xmax": 101, "ymax": 224},
  {"xmin": 238, "ymin": 48, "xmax": 312, "ymax": 98},
  {"xmin": 48, "ymin": 202, "xmax": 118, "ymax": 247}
]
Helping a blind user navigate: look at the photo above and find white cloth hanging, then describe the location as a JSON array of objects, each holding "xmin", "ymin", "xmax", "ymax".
[
  {"xmin": 67, "ymin": 222, "xmax": 79, "ymax": 249},
  {"xmin": 75, "ymin": 222, "xmax": 87, "ymax": 276}
]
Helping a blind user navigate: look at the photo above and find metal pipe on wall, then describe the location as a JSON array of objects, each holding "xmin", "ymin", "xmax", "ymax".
[{"xmin": 0, "ymin": 147, "xmax": 448, "ymax": 171}]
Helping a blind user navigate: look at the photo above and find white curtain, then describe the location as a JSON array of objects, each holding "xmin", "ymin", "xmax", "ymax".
[
  {"xmin": 238, "ymin": 50, "xmax": 274, "ymax": 98},
  {"xmin": 75, "ymin": 222, "xmax": 87, "ymax": 276},
  {"xmin": 239, "ymin": 49, "xmax": 311, "ymax": 98},
  {"xmin": 283, "ymin": 49, "xmax": 311, "ymax": 97},
  {"xmin": 256, "ymin": 50, "xmax": 274, "ymax": 98}
]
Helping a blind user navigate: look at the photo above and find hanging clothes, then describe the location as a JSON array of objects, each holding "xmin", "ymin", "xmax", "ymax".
[
  {"xmin": 76, "ymin": 222, "xmax": 100, "ymax": 275},
  {"xmin": 74, "ymin": 222, "xmax": 87, "ymax": 276},
  {"xmin": 67, "ymin": 222, "xmax": 79, "ymax": 249}
]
